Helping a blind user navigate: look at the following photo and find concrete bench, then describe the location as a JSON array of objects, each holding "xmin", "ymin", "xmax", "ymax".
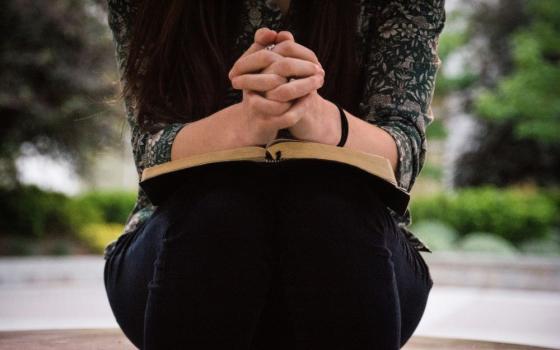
[{"xmin": 0, "ymin": 329, "xmax": 555, "ymax": 350}]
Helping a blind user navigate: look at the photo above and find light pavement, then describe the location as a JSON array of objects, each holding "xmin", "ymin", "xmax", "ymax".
[{"xmin": 0, "ymin": 256, "xmax": 559, "ymax": 349}]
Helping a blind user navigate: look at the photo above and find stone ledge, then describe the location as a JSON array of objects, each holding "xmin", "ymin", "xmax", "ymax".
[
  {"xmin": 2, "ymin": 254, "xmax": 560, "ymax": 291},
  {"xmin": 424, "ymin": 252, "xmax": 560, "ymax": 292},
  {"xmin": 0, "ymin": 329, "xmax": 555, "ymax": 350},
  {"xmin": 0, "ymin": 329, "xmax": 134, "ymax": 350}
]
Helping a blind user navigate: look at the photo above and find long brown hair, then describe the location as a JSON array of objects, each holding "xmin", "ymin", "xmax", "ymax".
[{"xmin": 124, "ymin": 0, "xmax": 363, "ymax": 131}]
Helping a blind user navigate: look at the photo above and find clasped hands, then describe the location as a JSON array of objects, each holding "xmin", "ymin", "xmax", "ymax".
[{"xmin": 228, "ymin": 28, "xmax": 339, "ymax": 146}]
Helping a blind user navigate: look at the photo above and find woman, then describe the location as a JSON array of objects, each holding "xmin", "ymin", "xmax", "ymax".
[{"xmin": 103, "ymin": 0, "xmax": 445, "ymax": 348}]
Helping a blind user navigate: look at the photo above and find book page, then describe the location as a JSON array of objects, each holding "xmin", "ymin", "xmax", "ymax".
[
  {"xmin": 267, "ymin": 141, "xmax": 398, "ymax": 187},
  {"xmin": 141, "ymin": 146, "xmax": 266, "ymax": 182}
]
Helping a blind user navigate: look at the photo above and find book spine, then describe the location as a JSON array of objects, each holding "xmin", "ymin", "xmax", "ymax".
[{"xmin": 264, "ymin": 150, "xmax": 283, "ymax": 163}]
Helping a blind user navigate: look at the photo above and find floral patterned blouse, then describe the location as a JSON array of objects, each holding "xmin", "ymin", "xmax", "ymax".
[{"xmin": 104, "ymin": 0, "xmax": 446, "ymax": 257}]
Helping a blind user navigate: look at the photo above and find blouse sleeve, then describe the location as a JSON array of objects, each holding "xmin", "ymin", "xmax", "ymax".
[
  {"xmin": 107, "ymin": 0, "xmax": 186, "ymax": 178},
  {"xmin": 359, "ymin": 0, "xmax": 446, "ymax": 191}
]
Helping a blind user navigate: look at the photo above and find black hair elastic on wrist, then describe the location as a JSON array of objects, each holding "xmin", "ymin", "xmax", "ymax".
[{"xmin": 335, "ymin": 103, "xmax": 349, "ymax": 147}]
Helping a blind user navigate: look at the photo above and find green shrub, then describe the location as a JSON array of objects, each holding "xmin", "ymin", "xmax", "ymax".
[
  {"xmin": 520, "ymin": 239, "xmax": 560, "ymax": 256},
  {"xmin": 0, "ymin": 185, "xmax": 58, "ymax": 237},
  {"xmin": 0, "ymin": 186, "xmax": 136, "ymax": 255},
  {"xmin": 458, "ymin": 232, "xmax": 518, "ymax": 255},
  {"xmin": 0, "ymin": 185, "xmax": 136, "ymax": 237},
  {"xmin": 519, "ymin": 229, "xmax": 560, "ymax": 256},
  {"xmin": 541, "ymin": 188, "xmax": 560, "ymax": 228},
  {"xmin": 0, "ymin": 185, "xmax": 101, "ymax": 238},
  {"xmin": 411, "ymin": 187, "xmax": 556, "ymax": 244},
  {"xmin": 63, "ymin": 197, "xmax": 104, "ymax": 234},
  {"xmin": 47, "ymin": 239, "xmax": 73, "ymax": 256},
  {"xmin": 78, "ymin": 223, "xmax": 125, "ymax": 254},
  {"xmin": 4, "ymin": 237, "xmax": 38, "ymax": 255},
  {"xmin": 75, "ymin": 191, "xmax": 136, "ymax": 224},
  {"xmin": 409, "ymin": 220, "xmax": 459, "ymax": 251}
]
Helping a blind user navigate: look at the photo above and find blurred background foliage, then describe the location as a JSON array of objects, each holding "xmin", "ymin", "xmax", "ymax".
[
  {"xmin": 0, "ymin": 0, "xmax": 558, "ymax": 256},
  {"xmin": 435, "ymin": 0, "xmax": 560, "ymax": 187},
  {"xmin": 0, "ymin": 0, "xmax": 120, "ymax": 188}
]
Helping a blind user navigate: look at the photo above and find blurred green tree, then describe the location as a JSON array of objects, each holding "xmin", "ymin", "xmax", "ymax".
[
  {"xmin": 436, "ymin": 0, "xmax": 560, "ymax": 187},
  {"xmin": 0, "ymin": 0, "xmax": 120, "ymax": 187},
  {"xmin": 475, "ymin": 0, "xmax": 560, "ymax": 143}
]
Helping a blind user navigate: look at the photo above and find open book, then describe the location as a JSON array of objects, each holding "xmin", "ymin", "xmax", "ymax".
[{"xmin": 140, "ymin": 138, "xmax": 410, "ymax": 215}]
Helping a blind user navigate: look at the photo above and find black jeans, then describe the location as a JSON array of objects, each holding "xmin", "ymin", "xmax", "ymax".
[{"xmin": 104, "ymin": 161, "xmax": 433, "ymax": 349}]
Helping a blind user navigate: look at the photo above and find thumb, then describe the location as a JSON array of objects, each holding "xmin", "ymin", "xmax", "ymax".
[
  {"xmin": 254, "ymin": 27, "xmax": 278, "ymax": 46},
  {"xmin": 237, "ymin": 27, "xmax": 278, "ymax": 61},
  {"xmin": 275, "ymin": 31, "xmax": 295, "ymax": 44}
]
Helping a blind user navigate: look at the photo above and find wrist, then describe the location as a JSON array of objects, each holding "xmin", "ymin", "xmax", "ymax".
[
  {"xmin": 289, "ymin": 95, "xmax": 340, "ymax": 145},
  {"xmin": 227, "ymin": 102, "xmax": 253, "ymax": 147},
  {"xmin": 318, "ymin": 97, "xmax": 342, "ymax": 146},
  {"xmin": 230, "ymin": 102, "xmax": 279, "ymax": 147}
]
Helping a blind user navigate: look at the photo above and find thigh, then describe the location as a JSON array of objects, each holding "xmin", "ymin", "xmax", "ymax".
[
  {"xmin": 384, "ymin": 216, "xmax": 434, "ymax": 347},
  {"xmin": 269, "ymin": 162, "xmax": 402, "ymax": 350},
  {"xmin": 143, "ymin": 167, "xmax": 275, "ymax": 349},
  {"xmin": 249, "ymin": 258, "xmax": 296, "ymax": 350},
  {"xmin": 103, "ymin": 209, "xmax": 171, "ymax": 349}
]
